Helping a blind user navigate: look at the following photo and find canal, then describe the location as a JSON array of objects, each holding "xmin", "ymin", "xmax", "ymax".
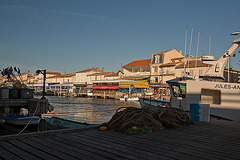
[{"xmin": 0, "ymin": 96, "xmax": 141, "ymax": 135}]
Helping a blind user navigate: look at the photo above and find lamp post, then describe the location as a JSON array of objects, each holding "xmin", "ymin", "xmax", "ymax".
[{"xmin": 36, "ymin": 69, "xmax": 46, "ymax": 99}]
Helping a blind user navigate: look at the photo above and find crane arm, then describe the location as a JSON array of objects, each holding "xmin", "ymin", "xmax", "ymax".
[{"xmin": 203, "ymin": 38, "xmax": 240, "ymax": 79}]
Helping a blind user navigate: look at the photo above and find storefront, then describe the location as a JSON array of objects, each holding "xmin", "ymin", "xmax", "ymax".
[{"xmin": 119, "ymin": 80, "xmax": 148, "ymax": 93}]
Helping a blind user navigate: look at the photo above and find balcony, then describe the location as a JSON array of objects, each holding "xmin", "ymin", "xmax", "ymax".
[{"xmin": 124, "ymin": 72, "xmax": 150, "ymax": 77}]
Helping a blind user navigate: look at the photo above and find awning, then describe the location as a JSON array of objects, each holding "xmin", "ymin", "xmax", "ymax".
[
  {"xmin": 119, "ymin": 81, "xmax": 148, "ymax": 88},
  {"xmin": 92, "ymin": 86, "xmax": 118, "ymax": 90},
  {"xmin": 149, "ymin": 83, "xmax": 160, "ymax": 87}
]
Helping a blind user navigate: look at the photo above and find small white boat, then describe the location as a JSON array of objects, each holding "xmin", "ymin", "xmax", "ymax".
[
  {"xmin": 3, "ymin": 115, "xmax": 40, "ymax": 125},
  {"xmin": 139, "ymin": 98, "xmax": 170, "ymax": 111},
  {"xmin": 120, "ymin": 96, "xmax": 139, "ymax": 101}
]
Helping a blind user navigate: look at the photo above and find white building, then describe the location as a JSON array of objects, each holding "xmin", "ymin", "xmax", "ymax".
[{"xmin": 75, "ymin": 67, "xmax": 103, "ymax": 85}]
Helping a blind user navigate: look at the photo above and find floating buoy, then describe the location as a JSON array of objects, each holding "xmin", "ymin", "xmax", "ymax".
[
  {"xmin": 99, "ymin": 126, "xmax": 107, "ymax": 131},
  {"xmin": 131, "ymin": 126, "xmax": 137, "ymax": 130}
]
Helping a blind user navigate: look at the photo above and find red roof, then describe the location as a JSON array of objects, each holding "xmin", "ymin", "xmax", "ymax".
[
  {"xmin": 123, "ymin": 59, "xmax": 151, "ymax": 67},
  {"xmin": 46, "ymin": 72, "xmax": 61, "ymax": 75}
]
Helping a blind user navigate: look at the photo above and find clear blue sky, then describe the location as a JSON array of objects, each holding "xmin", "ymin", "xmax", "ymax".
[{"xmin": 1, "ymin": 0, "xmax": 240, "ymax": 74}]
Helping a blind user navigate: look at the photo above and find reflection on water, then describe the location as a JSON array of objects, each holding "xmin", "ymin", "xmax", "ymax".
[
  {"xmin": 0, "ymin": 96, "xmax": 140, "ymax": 135},
  {"xmin": 41, "ymin": 96, "xmax": 141, "ymax": 124}
]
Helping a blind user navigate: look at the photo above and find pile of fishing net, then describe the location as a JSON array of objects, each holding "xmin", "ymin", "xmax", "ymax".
[{"xmin": 100, "ymin": 107, "xmax": 193, "ymax": 134}]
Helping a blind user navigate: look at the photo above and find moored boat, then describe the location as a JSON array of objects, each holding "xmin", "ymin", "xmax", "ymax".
[
  {"xmin": 139, "ymin": 97, "xmax": 170, "ymax": 111},
  {"xmin": 120, "ymin": 97, "xmax": 139, "ymax": 101},
  {"xmin": 44, "ymin": 116, "xmax": 93, "ymax": 130},
  {"xmin": 3, "ymin": 115, "xmax": 40, "ymax": 125},
  {"xmin": 167, "ymin": 33, "xmax": 240, "ymax": 121}
]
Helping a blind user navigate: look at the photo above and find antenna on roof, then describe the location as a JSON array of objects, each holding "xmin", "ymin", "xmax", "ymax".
[
  {"xmin": 209, "ymin": 35, "xmax": 211, "ymax": 56},
  {"xmin": 231, "ymin": 32, "xmax": 240, "ymax": 40}
]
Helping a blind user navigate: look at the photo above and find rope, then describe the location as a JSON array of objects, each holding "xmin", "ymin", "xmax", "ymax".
[
  {"xmin": 18, "ymin": 100, "xmax": 40, "ymax": 134},
  {"xmin": 101, "ymin": 106, "xmax": 193, "ymax": 134}
]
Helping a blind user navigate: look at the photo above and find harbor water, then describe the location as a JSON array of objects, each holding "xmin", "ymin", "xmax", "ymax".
[
  {"xmin": 0, "ymin": 96, "xmax": 140, "ymax": 135},
  {"xmin": 42, "ymin": 96, "xmax": 141, "ymax": 124}
]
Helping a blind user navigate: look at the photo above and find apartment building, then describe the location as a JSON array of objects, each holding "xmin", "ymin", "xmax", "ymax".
[
  {"xmin": 150, "ymin": 49, "xmax": 184, "ymax": 85},
  {"xmin": 122, "ymin": 59, "xmax": 151, "ymax": 78}
]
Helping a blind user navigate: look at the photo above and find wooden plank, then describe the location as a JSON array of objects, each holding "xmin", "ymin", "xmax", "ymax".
[
  {"xmin": 166, "ymin": 129, "xmax": 240, "ymax": 150},
  {"xmin": 183, "ymin": 125, "xmax": 240, "ymax": 138},
  {"xmin": 183, "ymin": 126, "xmax": 240, "ymax": 141},
  {"xmin": 47, "ymin": 135, "xmax": 123, "ymax": 160},
  {"xmin": 37, "ymin": 135, "xmax": 99, "ymax": 160},
  {"xmin": 80, "ymin": 130, "xmax": 202, "ymax": 160},
  {"xmin": 5, "ymin": 139, "xmax": 58, "ymax": 160},
  {"xmin": 169, "ymin": 126, "xmax": 240, "ymax": 149},
  {"xmin": 137, "ymin": 131, "xmax": 238, "ymax": 159},
  {"xmin": 0, "ymin": 125, "xmax": 98, "ymax": 141},
  {"xmin": 28, "ymin": 136, "xmax": 81, "ymax": 160},
  {"xmin": 69, "ymin": 132, "xmax": 146, "ymax": 160},
  {"xmin": 0, "ymin": 146, "xmax": 22, "ymax": 160},
  {"xmin": 0, "ymin": 141, "xmax": 40, "ymax": 160},
  {"xmin": 141, "ymin": 129, "xmax": 240, "ymax": 159},
  {"xmin": 72, "ymin": 131, "xmax": 172, "ymax": 160},
  {"xmin": 89, "ymin": 129, "xmax": 235, "ymax": 160},
  {"xmin": 0, "ymin": 119, "xmax": 239, "ymax": 160},
  {"xmin": 19, "ymin": 138, "xmax": 76, "ymax": 160},
  {"xmin": 131, "ymin": 123, "xmax": 240, "ymax": 159},
  {"xmin": 55, "ymin": 133, "xmax": 130, "ymax": 160}
]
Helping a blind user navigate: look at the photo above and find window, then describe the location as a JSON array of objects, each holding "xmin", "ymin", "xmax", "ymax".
[
  {"xmin": 171, "ymin": 84, "xmax": 186, "ymax": 98},
  {"xmin": 155, "ymin": 77, "xmax": 158, "ymax": 83},
  {"xmin": 155, "ymin": 55, "xmax": 160, "ymax": 63},
  {"xmin": 201, "ymin": 89, "xmax": 221, "ymax": 105},
  {"xmin": 153, "ymin": 54, "xmax": 164, "ymax": 64}
]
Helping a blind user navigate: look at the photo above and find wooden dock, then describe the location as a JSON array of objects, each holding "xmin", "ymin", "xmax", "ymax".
[
  {"xmin": 0, "ymin": 99, "xmax": 50, "ymax": 117},
  {"xmin": 0, "ymin": 119, "xmax": 240, "ymax": 160}
]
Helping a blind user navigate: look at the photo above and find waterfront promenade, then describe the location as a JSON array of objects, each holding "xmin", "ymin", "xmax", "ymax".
[{"xmin": 0, "ymin": 119, "xmax": 239, "ymax": 159}]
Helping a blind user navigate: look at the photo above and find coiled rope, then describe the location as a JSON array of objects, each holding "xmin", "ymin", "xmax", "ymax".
[{"xmin": 101, "ymin": 106, "xmax": 193, "ymax": 134}]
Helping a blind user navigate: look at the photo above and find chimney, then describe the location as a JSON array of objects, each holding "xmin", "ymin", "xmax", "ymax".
[{"xmin": 102, "ymin": 68, "xmax": 104, "ymax": 72}]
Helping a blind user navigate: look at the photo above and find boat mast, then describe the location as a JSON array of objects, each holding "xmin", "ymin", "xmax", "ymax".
[
  {"xmin": 187, "ymin": 28, "xmax": 193, "ymax": 75},
  {"xmin": 184, "ymin": 25, "xmax": 187, "ymax": 78},
  {"xmin": 195, "ymin": 32, "xmax": 200, "ymax": 70}
]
